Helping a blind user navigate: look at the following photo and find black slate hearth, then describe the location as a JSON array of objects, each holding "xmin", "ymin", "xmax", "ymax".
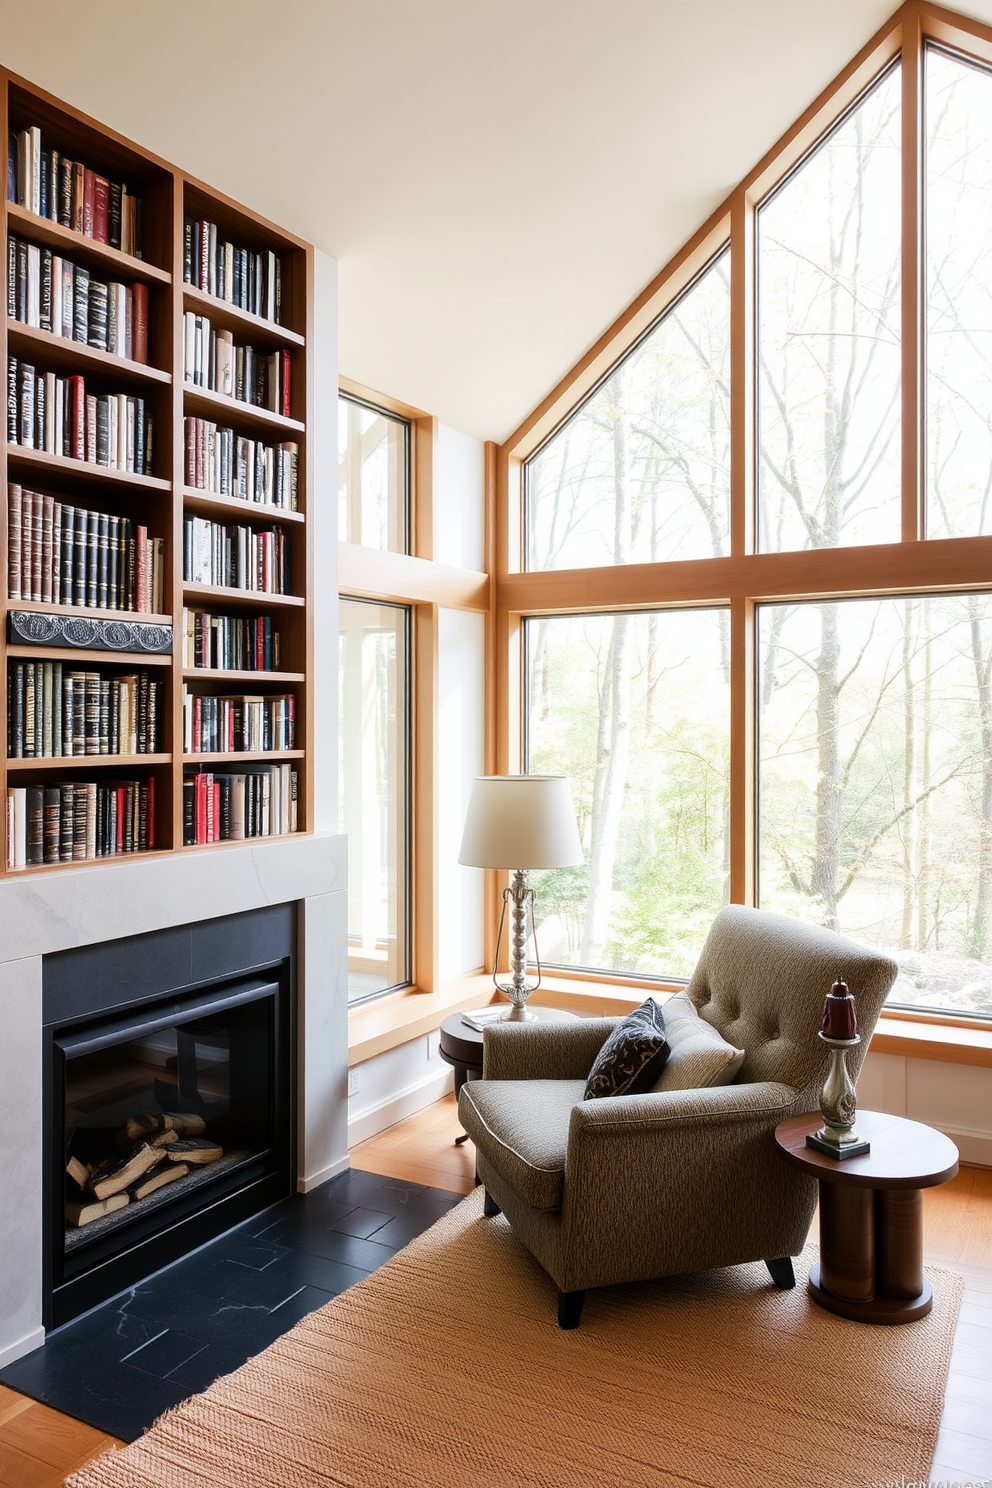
[{"xmin": 0, "ymin": 1169, "xmax": 462, "ymax": 1442}]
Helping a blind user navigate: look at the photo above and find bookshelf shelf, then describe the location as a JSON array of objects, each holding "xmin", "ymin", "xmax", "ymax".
[
  {"xmin": 7, "ymin": 444, "xmax": 172, "ymax": 492},
  {"xmin": 3, "ymin": 66, "xmax": 313, "ymax": 872},
  {"xmin": 6, "ymin": 202, "xmax": 172, "ymax": 286},
  {"xmin": 183, "ymin": 384, "xmax": 305, "ymax": 438},
  {"xmin": 7, "ymin": 644, "xmax": 172, "ymax": 667},
  {"xmin": 182, "ymin": 285, "xmax": 305, "ymax": 350},
  {"xmin": 7, "ymin": 321, "xmax": 172, "ymax": 386},
  {"xmin": 182, "ymin": 584, "xmax": 305, "ymax": 609},
  {"xmin": 181, "ymin": 488, "xmax": 304, "ymax": 526},
  {"xmin": 182, "ymin": 669, "xmax": 305, "ymax": 683},
  {"xmin": 6, "ymin": 754, "xmax": 172, "ymax": 772},
  {"xmin": 183, "ymin": 750, "xmax": 305, "ymax": 764}
]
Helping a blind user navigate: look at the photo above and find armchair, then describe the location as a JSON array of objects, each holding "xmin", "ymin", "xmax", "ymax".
[{"xmin": 458, "ymin": 905, "xmax": 898, "ymax": 1327}]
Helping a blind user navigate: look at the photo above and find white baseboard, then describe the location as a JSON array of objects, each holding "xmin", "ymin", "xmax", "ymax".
[
  {"xmin": 932, "ymin": 1122, "xmax": 992, "ymax": 1168},
  {"xmin": 297, "ymin": 1152, "xmax": 350, "ymax": 1194},
  {"xmin": 0, "ymin": 1326, "xmax": 44, "ymax": 1370},
  {"xmin": 348, "ymin": 1068, "xmax": 454, "ymax": 1148}
]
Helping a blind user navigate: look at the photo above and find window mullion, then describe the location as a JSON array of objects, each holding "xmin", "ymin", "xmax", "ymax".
[{"xmin": 902, "ymin": 10, "xmax": 925, "ymax": 543}]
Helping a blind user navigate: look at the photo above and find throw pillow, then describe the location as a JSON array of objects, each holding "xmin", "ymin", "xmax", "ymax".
[
  {"xmin": 651, "ymin": 989, "xmax": 745, "ymax": 1091},
  {"xmin": 584, "ymin": 998, "xmax": 670, "ymax": 1100}
]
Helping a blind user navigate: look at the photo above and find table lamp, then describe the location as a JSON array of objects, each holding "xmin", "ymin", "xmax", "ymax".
[{"xmin": 459, "ymin": 775, "xmax": 583, "ymax": 1019}]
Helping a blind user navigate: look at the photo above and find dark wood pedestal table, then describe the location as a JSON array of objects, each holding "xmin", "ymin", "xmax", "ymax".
[
  {"xmin": 439, "ymin": 1006, "xmax": 580, "ymax": 1145},
  {"xmin": 775, "ymin": 1109, "xmax": 958, "ymax": 1324}
]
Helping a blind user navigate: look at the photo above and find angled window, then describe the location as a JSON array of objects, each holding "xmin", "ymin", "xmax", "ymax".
[
  {"xmin": 758, "ymin": 64, "xmax": 902, "ymax": 552},
  {"xmin": 525, "ymin": 251, "xmax": 731, "ymax": 572},
  {"xmin": 338, "ymin": 598, "xmax": 411, "ymax": 1001},
  {"xmin": 926, "ymin": 46, "xmax": 992, "ymax": 538},
  {"xmin": 524, "ymin": 608, "xmax": 730, "ymax": 978},
  {"xmin": 338, "ymin": 394, "xmax": 409, "ymax": 552}
]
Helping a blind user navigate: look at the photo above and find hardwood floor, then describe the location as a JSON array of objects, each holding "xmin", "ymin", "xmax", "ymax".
[{"xmin": 2, "ymin": 1095, "xmax": 989, "ymax": 1486}]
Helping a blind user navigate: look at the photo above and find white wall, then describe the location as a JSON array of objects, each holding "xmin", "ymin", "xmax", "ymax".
[
  {"xmin": 438, "ymin": 607, "xmax": 486, "ymax": 982},
  {"xmin": 347, "ymin": 1035, "xmax": 453, "ymax": 1147},
  {"xmin": 311, "ymin": 248, "xmax": 340, "ymax": 833},
  {"xmin": 859, "ymin": 1051, "xmax": 992, "ymax": 1166},
  {"xmin": 434, "ymin": 424, "xmax": 485, "ymax": 572}
]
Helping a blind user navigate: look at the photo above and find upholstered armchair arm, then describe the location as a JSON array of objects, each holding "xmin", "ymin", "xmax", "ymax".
[
  {"xmin": 482, "ymin": 1019, "xmax": 618, "ymax": 1081},
  {"xmin": 552, "ymin": 1079, "xmax": 812, "ymax": 1290},
  {"xmin": 567, "ymin": 1078, "xmax": 797, "ymax": 1137}
]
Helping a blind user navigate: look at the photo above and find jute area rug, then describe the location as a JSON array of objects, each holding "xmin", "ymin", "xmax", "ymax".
[{"xmin": 67, "ymin": 1187, "xmax": 962, "ymax": 1488}]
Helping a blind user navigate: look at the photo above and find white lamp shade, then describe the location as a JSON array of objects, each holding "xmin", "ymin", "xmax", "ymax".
[{"xmin": 458, "ymin": 775, "xmax": 583, "ymax": 870}]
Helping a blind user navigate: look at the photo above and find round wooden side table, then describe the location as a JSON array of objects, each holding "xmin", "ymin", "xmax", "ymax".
[
  {"xmin": 439, "ymin": 1006, "xmax": 580, "ymax": 1145},
  {"xmin": 775, "ymin": 1108, "xmax": 958, "ymax": 1324}
]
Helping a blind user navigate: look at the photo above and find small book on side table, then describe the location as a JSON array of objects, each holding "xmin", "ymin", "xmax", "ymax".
[{"xmin": 462, "ymin": 1007, "xmax": 508, "ymax": 1032}]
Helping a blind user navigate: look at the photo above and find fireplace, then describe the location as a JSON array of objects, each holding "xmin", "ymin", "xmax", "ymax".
[{"xmin": 43, "ymin": 905, "xmax": 295, "ymax": 1327}]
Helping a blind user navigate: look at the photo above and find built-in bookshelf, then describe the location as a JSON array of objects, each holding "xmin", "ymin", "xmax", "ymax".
[{"xmin": 1, "ymin": 70, "xmax": 312, "ymax": 873}]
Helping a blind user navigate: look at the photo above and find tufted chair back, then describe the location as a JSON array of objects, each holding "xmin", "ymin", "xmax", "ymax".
[{"xmin": 685, "ymin": 905, "xmax": 898, "ymax": 1106}]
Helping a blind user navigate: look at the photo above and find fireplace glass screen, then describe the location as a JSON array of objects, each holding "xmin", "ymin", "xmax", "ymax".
[{"xmin": 51, "ymin": 975, "xmax": 286, "ymax": 1320}]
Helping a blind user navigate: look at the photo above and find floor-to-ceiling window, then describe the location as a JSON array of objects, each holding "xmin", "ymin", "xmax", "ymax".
[{"xmin": 499, "ymin": 10, "xmax": 992, "ymax": 1019}]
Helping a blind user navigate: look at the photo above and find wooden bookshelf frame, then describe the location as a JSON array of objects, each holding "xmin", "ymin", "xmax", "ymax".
[
  {"xmin": 1, "ymin": 64, "xmax": 313, "ymax": 871},
  {"xmin": 494, "ymin": 0, "xmax": 992, "ymax": 1021}
]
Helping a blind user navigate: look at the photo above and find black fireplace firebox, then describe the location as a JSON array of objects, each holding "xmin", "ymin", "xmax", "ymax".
[{"xmin": 44, "ymin": 905, "xmax": 296, "ymax": 1328}]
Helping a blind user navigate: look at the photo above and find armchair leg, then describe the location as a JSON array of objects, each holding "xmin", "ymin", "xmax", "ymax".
[
  {"xmin": 765, "ymin": 1256, "xmax": 795, "ymax": 1289},
  {"xmin": 557, "ymin": 1290, "xmax": 586, "ymax": 1329},
  {"xmin": 483, "ymin": 1190, "xmax": 501, "ymax": 1217}
]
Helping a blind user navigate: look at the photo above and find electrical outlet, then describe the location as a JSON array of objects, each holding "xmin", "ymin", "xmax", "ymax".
[{"xmin": 348, "ymin": 1068, "xmax": 360, "ymax": 1096}]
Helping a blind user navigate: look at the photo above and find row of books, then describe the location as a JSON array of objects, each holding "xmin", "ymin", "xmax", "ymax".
[
  {"xmin": 5, "ymin": 777, "xmax": 155, "ymax": 867},
  {"xmin": 184, "ymin": 417, "xmax": 299, "ymax": 509},
  {"xmin": 182, "ymin": 609, "xmax": 281, "ymax": 672},
  {"xmin": 183, "ymin": 313, "xmax": 292, "ymax": 418},
  {"xmin": 8, "ymin": 234, "xmax": 150, "ymax": 364},
  {"xmin": 183, "ymin": 216, "xmax": 282, "ymax": 324},
  {"xmin": 7, "ymin": 663, "xmax": 161, "ymax": 758},
  {"xmin": 182, "ymin": 690, "xmax": 295, "ymax": 754},
  {"xmin": 183, "ymin": 517, "xmax": 290, "ymax": 594},
  {"xmin": 8, "ymin": 127, "xmax": 143, "ymax": 257},
  {"xmin": 183, "ymin": 764, "xmax": 298, "ymax": 843},
  {"xmin": 7, "ymin": 358, "xmax": 154, "ymax": 474},
  {"xmin": 7, "ymin": 486, "xmax": 164, "ymax": 611}
]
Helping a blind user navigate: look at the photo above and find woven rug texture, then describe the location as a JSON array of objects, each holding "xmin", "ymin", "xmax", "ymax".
[{"xmin": 66, "ymin": 1186, "xmax": 963, "ymax": 1488}]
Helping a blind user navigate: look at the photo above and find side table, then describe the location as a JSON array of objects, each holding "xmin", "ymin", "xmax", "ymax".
[
  {"xmin": 439, "ymin": 1006, "xmax": 580, "ymax": 1145},
  {"xmin": 775, "ymin": 1109, "xmax": 958, "ymax": 1324}
]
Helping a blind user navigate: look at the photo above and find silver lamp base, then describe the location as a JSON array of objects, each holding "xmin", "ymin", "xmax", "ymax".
[{"xmin": 807, "ymin": 1032, "xmax": 870, "ymax": 1161}]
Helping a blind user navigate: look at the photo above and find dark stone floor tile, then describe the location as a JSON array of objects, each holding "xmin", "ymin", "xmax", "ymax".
[
  {"xmin": 268, "ymin": 1285, "xmax": 337, "ymax": 1328},
  {"xmin": 363, "ymin": 1213, "xmax": 437, "ymax": 1249},
  {"xmin": 165, "ymin": 1340, "xmax": 247, "ymax": 1392},
  {"xmin": 123, "ymin": 1329, "xmax": 208, "ymax": 1379},
  {"xmin": 210, "ymin": 1236, "xmax": 291, "ymax": 1270},
  {"xmin": 323, "ymin": 1169, "xmax": 396, "ymax": 1204},
  {"xmin": 191, "ymin": 1257, "xmax": 315, "ymax": 1310},
  {"xmin": 262, "ymin": 1250, "xmax": 371, "ymax": 1298},
  {"xmin": 327, "ymin": 1205, "xmax": 393, "ymax": 1239},
  {"xmin": 291, "ymin": 1227, "xmax": 397, "ymax": 1272}
]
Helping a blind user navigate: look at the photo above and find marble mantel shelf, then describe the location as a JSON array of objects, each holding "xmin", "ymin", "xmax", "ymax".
[{"xmin": 0, "ymin": 833, "xmax": 346, "ymax": 964}]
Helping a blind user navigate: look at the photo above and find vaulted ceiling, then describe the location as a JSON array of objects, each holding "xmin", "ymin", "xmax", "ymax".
[{"xmin": 2, "ymin": 1, "xmax": 991, "ymax": 441}]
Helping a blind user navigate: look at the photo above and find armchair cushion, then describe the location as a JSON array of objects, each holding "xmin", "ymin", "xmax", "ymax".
[
  {"xmin": 652, "ymin": 989, "xmax": 745, "ymax": 1092},
  {"xmin": 583, "ymin": 998, "xmax": 670, "ymax": 1099},
  {"xmin": 459, "ymin": 1079, "xmax": 584, "ymax": 1210}
]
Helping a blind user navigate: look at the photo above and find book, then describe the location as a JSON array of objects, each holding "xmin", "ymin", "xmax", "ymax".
[{"xmin": 461, "ymin": 1008, "xmax": 509, "ymax": 1031}]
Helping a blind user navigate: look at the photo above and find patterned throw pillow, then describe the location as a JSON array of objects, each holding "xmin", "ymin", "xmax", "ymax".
[
  {"xmin": 583, "ymin": 998, "xmax": 670, "ymax": 1100},
  {"xmin": 650, "ymin": 989, "xmax": 745, "ymax": 1091}
]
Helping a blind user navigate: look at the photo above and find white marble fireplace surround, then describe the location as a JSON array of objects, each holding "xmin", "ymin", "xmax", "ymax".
[{"xmin": 0, "ymin": 831, "xmax": 349, "ymax": 1369}]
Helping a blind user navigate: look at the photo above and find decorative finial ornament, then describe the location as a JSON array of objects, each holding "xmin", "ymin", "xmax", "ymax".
[{"xmin": 806, "ymin": 975, "xmax": 871, "ymax": 1160}]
